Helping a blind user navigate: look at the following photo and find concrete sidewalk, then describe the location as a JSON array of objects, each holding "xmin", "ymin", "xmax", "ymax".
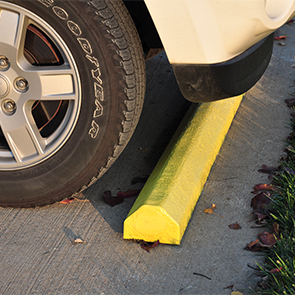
[{"xmin": 0, "ymin": 23, "xmax": 294, "ymax": 294}]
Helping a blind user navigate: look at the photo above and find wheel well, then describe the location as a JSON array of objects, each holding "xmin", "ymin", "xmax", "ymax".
[{"xmin": 123, "ymin": 0, "xmax": 163, "ymax": 55}]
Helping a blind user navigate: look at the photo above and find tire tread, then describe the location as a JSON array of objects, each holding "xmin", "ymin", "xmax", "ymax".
[{"xmin": 73, "ymin": 0, "xmax": 145, "ymax": 197}]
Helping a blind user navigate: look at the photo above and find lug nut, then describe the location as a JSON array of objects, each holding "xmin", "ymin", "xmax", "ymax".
[
  {"xmin": 15, "ymin": 77, "xmax": 29, "ymax": 92},
  {"xmin": 0, "ymin": 56, "xmax": 9, "ymax": 70},
  {"xmin": 2, "ymin": 99, "xmax": 16, "ymax": 115}
]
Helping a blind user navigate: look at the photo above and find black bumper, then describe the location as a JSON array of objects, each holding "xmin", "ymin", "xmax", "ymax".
[{"xmin": 172, "ymin": 33, "xmax": 274, "ymax": 103}]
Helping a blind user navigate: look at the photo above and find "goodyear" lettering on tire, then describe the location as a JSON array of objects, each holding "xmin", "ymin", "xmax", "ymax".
[{"xmin": 38, "ymin": 0, "xmax": 104, "ymax": 139}]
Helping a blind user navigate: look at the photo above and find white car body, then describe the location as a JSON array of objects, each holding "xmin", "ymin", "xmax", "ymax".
[{"xmin": 145, "ymin": 0, "xmax": 295, "ymax": 64}]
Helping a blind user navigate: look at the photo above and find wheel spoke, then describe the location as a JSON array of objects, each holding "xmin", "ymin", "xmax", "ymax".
[
  {"xmin": 0, "ymin": 105, "xmax": 46, "ymax": 163},
  {"xmin": 21, "ymin": 65, "xmax": 77, "ymax": 102},
  {"xmin": 0, "ymin": 9, "xmax": 28, "ymax": 49},
  {"xmin": 39, "ymin": 74, "xmax": 75, "ymax": 100}
]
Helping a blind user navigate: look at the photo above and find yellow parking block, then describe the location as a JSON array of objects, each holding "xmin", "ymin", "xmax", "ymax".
[{"xmin": 124, "ymin": 95, "xmax": 243, "ymax": 245}]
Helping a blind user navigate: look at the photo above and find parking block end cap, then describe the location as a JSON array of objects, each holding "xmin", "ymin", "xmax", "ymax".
[{"xmin": 124, "ymin": 204, "xmax": 181, "ymax": 245}]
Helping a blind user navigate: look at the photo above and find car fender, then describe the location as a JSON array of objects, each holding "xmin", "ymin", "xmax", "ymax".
[{"xmin": 144, "ymin": 0, "xmax": 295, "ymax": 64}]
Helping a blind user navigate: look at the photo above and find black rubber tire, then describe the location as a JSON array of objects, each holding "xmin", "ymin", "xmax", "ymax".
[{"xmin": 0, "ymin": 0, "xmax": 145, "ymax": 207}]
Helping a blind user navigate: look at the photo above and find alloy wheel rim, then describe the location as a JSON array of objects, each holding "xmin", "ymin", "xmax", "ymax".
[{"xmin": 0, "ymin": 2, "xmax": 81, "ymax": 170}]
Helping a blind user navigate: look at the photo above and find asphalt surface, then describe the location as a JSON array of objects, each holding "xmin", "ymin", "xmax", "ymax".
[{"xmin": 0, "ymin": 22, "xmax": 294, "ymax": 294}]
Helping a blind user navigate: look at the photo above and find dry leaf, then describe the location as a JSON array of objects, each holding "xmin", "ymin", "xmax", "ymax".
[
  {"xmin": 246, "ymin": 229, "xmax": 278, "ymax": 251},
  {"xmin": 274, "ymin": 36, "xmax": 287, "ymax": 40},
  {"xmin": 103, "ymin": 190, "xmax": 140, "ymax": 207},
  {"xmin": 204, "ymin": 204, "xmax": 223, "ymax": 217},
  {"xmin": 246, "ymin": 238, "xmax": 271, "ymax": 252},
  {"xmin": 231, "ymin": 292, "xmax": 244, "ymax": 295},
  {"xmin": 246, "ymin": 239, "xmax": 262, "ymax": 251},
  {"xmin": 103, "ymin": 190, "xmax": 124, "ymax": 207},
  {"xmin": 228, "ymin": 223, "xmax": 242, "ymax": 230},
  {"xmin": 251, "ymin": 192, "xmax": 272, "ymax": 219},
  {"xmin": 258, "ymin": 164, "xmax": 280, "ymax": 174},
  {"xmin": 253, "ymin": 183, "xmax": 276, "ymax": 191},
  {"xmin": 258, "ymin": 231, "xmax": 277, "ymax": 246},
  {"xmin": 141, "ymin": 240, "xmax": 160, "ymax": 252},
  {"xmin": 59, "ymin": 197, "xmax": 75, "ymax": 204},
  {"xmin": 251, "ymin": 219, "xmax": 268, "ymax": 228},
  {"xmin": 73, "ymin": 238, "xmax": 86, "ymax": 245},
  {"xmin": 204, "ymin": 203, "xmax": 216, "ymax": 214},
  {"xmin": 251, "ymin": 192, "xmax": 271, "ymax": 208},
  {"xmin": 272, "ymin": 223, "xmax": 279, "ymax": 235},
  {"xmin": 59, "ymin": 197, "xmax": 88, "ymax": 204}
]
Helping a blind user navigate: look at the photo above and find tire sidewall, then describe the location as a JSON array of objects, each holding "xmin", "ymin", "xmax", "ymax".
[{"xmin": 0, "ymin": 0, "xmax": 124, "ymax": 202}]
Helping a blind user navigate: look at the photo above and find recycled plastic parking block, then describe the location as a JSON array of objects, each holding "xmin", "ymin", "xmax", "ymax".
[{"xmin": 124, "ymin": 95, "xmax": 243, "ymax": 244}]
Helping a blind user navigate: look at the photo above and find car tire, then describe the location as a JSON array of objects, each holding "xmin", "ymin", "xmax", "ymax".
[{"xmin": 0, "ymin": 0, "xmax": 145, "ymax": 207}]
